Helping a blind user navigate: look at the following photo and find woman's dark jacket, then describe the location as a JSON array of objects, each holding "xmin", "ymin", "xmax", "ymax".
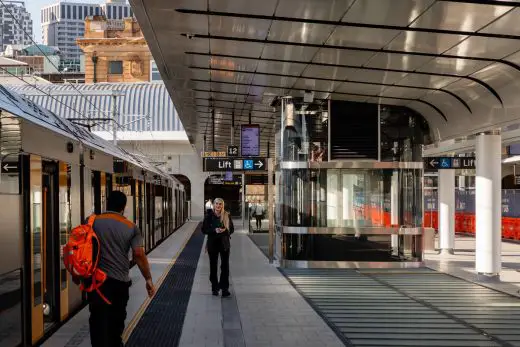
[{"xmin": 202, "ymin": 211, "xmax": 234, "ymax": 251}]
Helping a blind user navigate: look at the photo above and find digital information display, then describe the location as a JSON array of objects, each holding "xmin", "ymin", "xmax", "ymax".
[{"xmin": 241, "ymin": 125, "xmax": 260, "ymax": 157}]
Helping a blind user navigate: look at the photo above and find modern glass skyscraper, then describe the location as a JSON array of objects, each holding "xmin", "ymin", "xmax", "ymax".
[{"xmin": 41, "ymin": 0, "xmax": 132, "ymax": 71}]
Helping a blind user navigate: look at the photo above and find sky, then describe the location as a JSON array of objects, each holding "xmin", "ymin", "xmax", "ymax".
[{"xmin": 26, "ymin": 0, "xmax": 101, "ymax": 43}]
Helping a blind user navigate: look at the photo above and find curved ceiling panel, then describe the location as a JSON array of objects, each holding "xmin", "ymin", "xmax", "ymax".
[{"xmin": 129, "ymin": 0, "xmax": 520, "ymax": 151}]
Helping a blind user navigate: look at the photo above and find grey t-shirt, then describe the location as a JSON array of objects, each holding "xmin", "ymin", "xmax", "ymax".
[{"xmin": 90, "ymin": 211, "xmax": 143, "ymax": 283}]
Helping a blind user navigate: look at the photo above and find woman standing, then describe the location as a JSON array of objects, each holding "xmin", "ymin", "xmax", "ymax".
[{"xmin": 202, "ymin": 197, "xmax": 234, "ymax": 297}]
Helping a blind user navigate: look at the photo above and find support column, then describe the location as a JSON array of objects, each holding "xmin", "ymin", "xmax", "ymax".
[
  {"xmin": 438, "ymin": 169, "xmax": 455, "ymax": 254},
  {"xmin": 475, "ymin": 131, "xmax": 502, "ymax": 277}
]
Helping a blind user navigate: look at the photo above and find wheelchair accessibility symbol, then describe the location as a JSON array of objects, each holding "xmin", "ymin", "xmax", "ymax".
[
  {"xmin": 440, "ymin": 158, "xmax": 451, "ymax": 168},
  {"xmin": 243, "ymin": 159, "xmax": 254, "ymax": 170}
]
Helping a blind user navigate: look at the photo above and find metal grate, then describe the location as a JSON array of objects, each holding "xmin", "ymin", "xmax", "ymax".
[
  {"xmin": 126, "ymin": 224, "xmax": 204, "ymax": 347},
  {"xmin": 282, "ymin": 268, "xmax": 520, "ymax": 347}
]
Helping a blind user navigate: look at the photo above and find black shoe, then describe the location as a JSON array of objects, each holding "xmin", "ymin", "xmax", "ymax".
[
  {"xmin": 212, "ymin": 290, "xmax": 219, "ymax": 296},
  {"xmin": 221, "ymin": 290, "xmax": 231, "ymax": 297}
]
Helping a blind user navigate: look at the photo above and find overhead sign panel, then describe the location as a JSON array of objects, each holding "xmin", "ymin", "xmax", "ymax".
[
  {"xmin": 227, "ymin": 145, "xmax": 239, "ymax": 157},
  {"xmin": 241, "ymin": 124, "xmax": 260, "ymax": 157},
  {"xmin": 1, "ymin": 161, "xmax": 19, "ymax": 174},
  {"xmin": 202, "ymin": 151, "xmax": 226, "ymax": 158},
  {"xmin": 203, "ymin": 157, "xmax": 266, "ymax": 172},
  {"xmin": 424, "ymin": 157, "xmax": 475, "ymax": 170}
]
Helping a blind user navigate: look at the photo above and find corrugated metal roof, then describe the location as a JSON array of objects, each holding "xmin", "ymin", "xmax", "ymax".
[
  {"xmin": 282, "ymin": 268, "xmax": 520, "ymax": 347},
  {"xmin": 6, "ymin": 82, "xmax": 184, "ymax": 132},
  {"xmin": 0, "ymin": 84, "xmax": 176, "ymax": 181}
]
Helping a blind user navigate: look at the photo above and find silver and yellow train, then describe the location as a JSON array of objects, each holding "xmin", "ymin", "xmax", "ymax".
[{"xmin": 0, "ymin": 85, "xmax": 186, "ymax": 346}]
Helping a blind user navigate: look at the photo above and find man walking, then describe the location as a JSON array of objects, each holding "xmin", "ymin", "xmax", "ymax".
[{"xmin": 88, "ymin": 191, "xmax": 156, "ymax": 347}]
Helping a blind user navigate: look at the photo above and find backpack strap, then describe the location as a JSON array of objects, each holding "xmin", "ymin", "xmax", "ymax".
[{"xmin": 87, "ymin": 214, "xmax": 96, "ymax": 226}]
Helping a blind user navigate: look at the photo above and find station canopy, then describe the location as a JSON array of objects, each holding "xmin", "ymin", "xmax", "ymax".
[{"xmin": 129, "ymin": 0, "xmax": 520, "ymax": 154}]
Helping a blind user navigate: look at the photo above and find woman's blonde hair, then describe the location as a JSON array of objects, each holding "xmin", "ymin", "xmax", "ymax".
[{"xmin": 213, "ymin": 198, "xmax": 230, "ymax": 230}]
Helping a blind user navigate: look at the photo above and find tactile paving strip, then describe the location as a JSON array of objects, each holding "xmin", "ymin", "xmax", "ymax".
[
  {"xmin": 126, "ymin": 223, "xmax": 204, "ymax": 347},
  {"xmin": 282, "ymin": 268, "xmax": 520, "ymax": 347}
]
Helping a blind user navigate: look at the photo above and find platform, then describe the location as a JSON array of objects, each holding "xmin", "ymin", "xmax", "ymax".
[{"xmin": 42, "ymin": 225, "xmax": 520, "ymax": 347}]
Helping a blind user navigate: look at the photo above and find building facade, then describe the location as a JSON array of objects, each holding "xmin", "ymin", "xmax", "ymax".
[
  {"xmin": 0, "ymin": 1, "xmax": 32, "ymax": 52},
  {"xmin": 41, "ymin": 0, "xmax": 132, "ymax": 72},
  {"xmin": 77, "ymin": 15, "xmax": 152, "ymax": 84}
]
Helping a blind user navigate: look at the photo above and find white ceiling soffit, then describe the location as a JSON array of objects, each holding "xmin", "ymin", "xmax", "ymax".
[{"xmin": 129, "ymin": 0, "xmax": 520, "ymax": 152}]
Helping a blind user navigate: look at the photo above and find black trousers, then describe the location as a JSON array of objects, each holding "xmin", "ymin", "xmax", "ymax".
[
  {"xmin": 255, "ymin": 215, "xmax": 262, "ymax": 229},
  {"xmin": 208, "ymin": 245, "xmax": 230, "ymax": 292},
  {"xmin": 88, "ymin": 278, "xmax": 130, "ymax": 347}
]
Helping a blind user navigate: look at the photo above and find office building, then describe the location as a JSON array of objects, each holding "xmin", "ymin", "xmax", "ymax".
[
  {"xmin": 41, "ymin": 0, "xmax": 132, "ymax": 71},
  {"xmin": 0, "ymin": 1, "xmax": 32, "ymax": 51}
]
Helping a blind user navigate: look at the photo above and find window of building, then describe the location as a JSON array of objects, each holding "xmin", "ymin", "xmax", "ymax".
[
  {"xmin": 72, "ymin": 6, "xmax": 76, "ymax": 19},
  {"xmin": 124, "ymin": 7, "xmax": 128, "ymax": 17},
  {"xmin": 79, "ymin": 6, "xmax": 82, "ymax": 20},
  {"xmin": 108, "ymin": 61, "xmax": 123, "ymax": 74},
  {"xmin": 67, "ymin": 5, "xmax": 71, "ymax": 19},
  {"xmin": 119, "ymin": 6, "xmax": 122, "ymax": 19},
  {"xmin": 95, "ymin": 7, "xmax": 99, "ymax": 15},
  {"xmin": 90, "ymin": 6, "xmax": 93, "ymax": 16},
  {"xmin": 150, "ymin": 60, "xmax": 161, "ymax": 82}
]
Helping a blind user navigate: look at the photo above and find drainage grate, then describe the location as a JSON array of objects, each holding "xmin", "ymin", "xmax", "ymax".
[
  {"xmin": 126, "ymin": 224, "xmax": 204, "ymax": 347},
  {"xmin": 282, "ymin": 269, "xmax": 520, "ymax": 347}
]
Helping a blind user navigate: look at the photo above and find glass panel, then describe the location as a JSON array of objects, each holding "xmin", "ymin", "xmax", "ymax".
[
  {"xmin": 0, "ymin": 112, "xmax": 21, "ymax": 194},
  {"xmin": 59, "ymin": 163, "xmax": 71, "ymax": 290},
  {"xmin": 280, "ymin": 98, "xmax": 328, "ymax": 163},
  {"xmin": 100, "ymin": 172, "xmax": 106, "ymax": 212},
  {"xmin": 31, "ymin": 156, "xmax": 42, "ymax": 306},
  {"xmin": 280, "ymin": 168, "xmax": 422, "ymax": 228}
]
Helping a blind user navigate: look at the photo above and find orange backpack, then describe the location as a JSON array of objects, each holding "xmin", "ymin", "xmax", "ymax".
[{"xmin": 63, "ymin": 215, "xmax": 111, "ymax": 304}]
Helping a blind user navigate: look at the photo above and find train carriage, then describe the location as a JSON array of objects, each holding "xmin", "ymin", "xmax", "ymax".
[{"xmin": 0, "ymin": 86, "xmax": 186, "ymax": 347}]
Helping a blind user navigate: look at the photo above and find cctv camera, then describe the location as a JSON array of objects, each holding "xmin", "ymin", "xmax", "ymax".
[{"xmin": 186, "ymin": 33, "xmax": 195, "ymax": 40}]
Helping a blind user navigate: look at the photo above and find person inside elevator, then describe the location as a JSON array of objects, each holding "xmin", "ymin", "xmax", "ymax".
[
  {"xmin": 254, "ymin": 201, "xmax": 265, "ymax": 230},
  {"xmin": 202, "ymin": 197, "xmax": 234, "ymax": 297}
]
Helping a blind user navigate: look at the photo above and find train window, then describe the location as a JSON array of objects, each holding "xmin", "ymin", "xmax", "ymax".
[
  {"xmin": 0, "ymin": 114, "xmax": 21, "ymax": 194},
  {"xmin": 30, "ymin": 156, "xmax": 43, "ymax": 306},
  {"xmin": 59, "ymin": 163, "xmax": 71, "ymax": 290}
]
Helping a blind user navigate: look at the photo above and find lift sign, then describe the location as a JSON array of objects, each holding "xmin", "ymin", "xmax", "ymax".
[
  {"xmin": 203, "ymin": 157, "xmax": 266, "ymax": 172},
  {"xmin": 424, "ymin": 157, "xmax": 475, "ymax": 170}
]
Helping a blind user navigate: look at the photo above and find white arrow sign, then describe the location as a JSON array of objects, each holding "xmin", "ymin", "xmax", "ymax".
[
  {"xmin": 254, "ymin": 161, "xmax": 264, "ymax": 168},
  {"xmin": 429, "ymin": 159, "xmax": 439, "ymax": 167},
  {"xmin": 3, "ymin": 163, "xmax": 16, "ymax": 171}
]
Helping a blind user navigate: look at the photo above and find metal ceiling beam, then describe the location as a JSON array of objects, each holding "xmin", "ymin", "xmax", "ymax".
[
  {"xmin": 189, "ymin": 66, "xmax": 472, "ymax": 113},
  {"xmin": 193, "ymin": 78, "xmax": 447, "ymax": 122},
  {"xmin": 186, "ymin": 51, "xmax": 503, "ymax": 105},
  {"xmin": 438, "ymin": 0, "xmax": 520, "ymax": 6},
  {"xmin": 176, "ymin": 8, "xmax": 520, "ymax": 40},
  {"xmin": 181, "ymin": 34, "xmax": 520, "ymax": 73}
]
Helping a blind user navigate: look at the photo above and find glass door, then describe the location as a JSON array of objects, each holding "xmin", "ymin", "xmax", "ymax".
[{"xmin": 41, "ymin": 161, "xmax": 61, "ymax": 331}]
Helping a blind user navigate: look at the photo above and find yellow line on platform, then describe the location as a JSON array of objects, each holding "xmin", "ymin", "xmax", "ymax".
[{"xmin": 122, "ymin": 228, "xmax": 198, "ymax": 343}]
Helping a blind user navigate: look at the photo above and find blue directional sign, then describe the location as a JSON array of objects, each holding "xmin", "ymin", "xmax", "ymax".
[
  {"xmin": 203, "ymin": 157, "xmax": 266, "ymax": 172},
  {"xmin": 243, "ymin": 159, "xmax": 254, "ymax": 170},
  {"xmin": 440, "ymin": 158, "xmax": 451, "ymax": 168},
  {"xmin": 424, "ymin": 157, "xmax": 475, "ymax": 170}
]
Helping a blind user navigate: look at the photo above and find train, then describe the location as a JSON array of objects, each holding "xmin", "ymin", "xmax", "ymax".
[{"xmin": 0, "ymin": 85, "xmax": 187, "ymax": 347}]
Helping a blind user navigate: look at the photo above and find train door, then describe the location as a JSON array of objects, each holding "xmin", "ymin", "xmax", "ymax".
[
  {"xmin": 41, "ymin": 161, "xmax": 61, "ymax": 332},
  {"xmin": 27, "ymin": 157, "xmax": 62, "ymax": 343}
]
